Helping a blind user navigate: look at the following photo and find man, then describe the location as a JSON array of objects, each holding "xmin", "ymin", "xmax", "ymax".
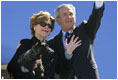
[{"xmin": 48, "ymin": 1, "xmax": 105, "ymax": 79}]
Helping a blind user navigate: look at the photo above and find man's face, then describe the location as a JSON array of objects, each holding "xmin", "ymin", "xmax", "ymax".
[{"xmin": 56, "ymin": 6, "xmax": 76, "ymax": 32}]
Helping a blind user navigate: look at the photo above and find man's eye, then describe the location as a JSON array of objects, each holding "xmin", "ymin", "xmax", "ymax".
[
  {"xmin": 70, "ymin": 13, "xmax": 73, "ymax": 15},
  {"xmin": 63, "ymin": 13, "xmax": 67, "ymax": 16}
]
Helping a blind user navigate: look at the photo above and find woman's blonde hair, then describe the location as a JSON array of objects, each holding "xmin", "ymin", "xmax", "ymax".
[{"xmin": 30, "ymin": 11, "xmax": 55, "ymax": 36}]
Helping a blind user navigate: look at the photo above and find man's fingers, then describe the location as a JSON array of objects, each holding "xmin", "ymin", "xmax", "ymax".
[
  {"xmin": 70, "ymin": 35, "xmax": 75, "ymax": 43},
  {"xmin": 64, "ymin": 38, "xmax": 68, "ymax": 45},
  {"xmin": 75, "ymin": 40, "xmax": 82, "ymax": 48},
  {"xmin": 76, "ymin": 43, "xmax": 82, "ymax": 48},
  {"xmin": 73, "ymin": 37, "xmax": 79, "ymax": 43},
  {"xmin": 76, "ymin": 40, "xmax": 82, "ymax": 45},
  {"xmin": 78, "ymin": 43, "xmax": 82, "ymax": 46},
  {"xmin": 73, "ymin": 43, "xmax": 82, "ymax": 50}
]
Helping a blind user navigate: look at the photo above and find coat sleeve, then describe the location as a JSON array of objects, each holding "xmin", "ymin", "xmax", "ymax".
[
  {"xmin": 84, "ymin": 2, "xmax": 105, "ymax": 40},
  {"xmin": 7, "ymin": 39, "xmax": 34, "ymax": 78},
  {"xmin": 18, "ymin": 42, "xmax": 41, "ymax": 72}
]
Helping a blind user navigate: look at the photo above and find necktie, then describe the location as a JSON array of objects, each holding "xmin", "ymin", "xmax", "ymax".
[{"xmin": 65, "ymin": 32, "xmax": 70, "ymax": 43}]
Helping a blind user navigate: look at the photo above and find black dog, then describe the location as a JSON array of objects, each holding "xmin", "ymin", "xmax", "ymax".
[{"xmin": 18, "ymin": 42, "xmax": 56, "ymax": 78}]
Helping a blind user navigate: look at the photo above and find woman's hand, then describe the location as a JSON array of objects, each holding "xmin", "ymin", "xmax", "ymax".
[
  {"xmin": 64, "ymin": 35, "xmax": 82, "ymax": 55},
  {"xmin": 23, "ymin": 59, "xmax": 41, "ymax": 72}
]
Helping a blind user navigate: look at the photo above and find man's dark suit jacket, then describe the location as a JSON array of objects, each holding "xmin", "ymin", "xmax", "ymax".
[{"xmin": 48, "ymin": 3, "xmax": 105, "ymax": 79}]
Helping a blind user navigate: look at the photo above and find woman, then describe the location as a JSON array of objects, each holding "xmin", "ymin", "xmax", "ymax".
[
  {"xmin": 7, "ymin": 11, "xmax": 55, "ymax": 79},
  {"xmin": 7, "ymin": 11, "xmax": 81, "ymax": 79}
]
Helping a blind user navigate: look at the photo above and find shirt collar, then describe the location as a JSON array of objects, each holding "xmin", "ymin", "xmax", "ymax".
[
  {"xmin": 62, "ymin": 25, "xmax": 75, "ymax": 36},
  {"xmin": 62, "ymin": 30, "xmax": 72, "ymax": 37}
]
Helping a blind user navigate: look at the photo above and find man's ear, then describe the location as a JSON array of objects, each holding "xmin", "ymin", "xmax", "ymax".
[{"xmin": 56, "ymin": 17, "xmax": 60, "ymax": 25}]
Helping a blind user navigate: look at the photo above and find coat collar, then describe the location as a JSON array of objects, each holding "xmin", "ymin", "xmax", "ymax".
[{"xmin": 31, "ymin": 36, "xmax": 41, "ymax": 45}]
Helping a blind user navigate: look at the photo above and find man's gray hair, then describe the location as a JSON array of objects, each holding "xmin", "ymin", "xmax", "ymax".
[{"xmin": 54, "ymin": 4, "xmax": 76, "ymax": 18}]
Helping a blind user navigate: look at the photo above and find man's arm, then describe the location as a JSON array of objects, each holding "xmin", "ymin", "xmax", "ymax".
[
  {"xmin": 95, "ymin": 1, "xmax": 104, "ymax": 9},
  {"xmin": 85, "ymin": 1, "xmax": 105, "ymax": 40}
]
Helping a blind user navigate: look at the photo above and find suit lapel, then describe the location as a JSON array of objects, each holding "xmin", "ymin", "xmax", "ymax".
[{"xmin": 56, "ymin": 31, "xmax": 65, "ymax": 56}]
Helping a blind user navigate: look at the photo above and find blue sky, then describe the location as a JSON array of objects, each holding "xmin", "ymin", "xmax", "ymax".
[{"xmin": 1, "ymin": 1, "xmax": 117, "ymax": 79}]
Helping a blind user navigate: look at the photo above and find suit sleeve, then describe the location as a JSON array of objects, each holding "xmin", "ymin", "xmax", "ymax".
[{"xmin": 85, "ymin": 2, "xmax": 105, "ymax": 40}]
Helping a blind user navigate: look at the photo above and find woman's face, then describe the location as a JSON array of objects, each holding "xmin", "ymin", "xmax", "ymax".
[{"xmin": 34, "ymin": 19, "xmax": 52, "ymax": 40}]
